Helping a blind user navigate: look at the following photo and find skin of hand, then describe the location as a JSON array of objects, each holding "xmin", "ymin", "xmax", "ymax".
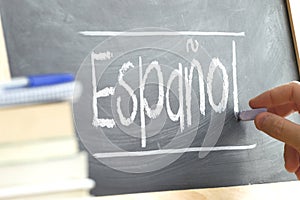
[{"xmin": 249, "ymin": 81, "xmax": 300, "ymax": 179}]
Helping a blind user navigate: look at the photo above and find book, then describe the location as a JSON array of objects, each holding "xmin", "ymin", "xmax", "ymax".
[
  {"xmin": 7, "ymin": 189, "xmax": 90, "ymax": 200},
  {"xmin": 0, "ymin": 136, "xmax": 78, "ymax": 165},
  {"xmin": 0, "ymin": 102, "xmax": 74, "ymax": 143},
  {"xmin": 0, "ymin": 178, "xmax": 95, "ymax": 200},
  {"xmin": 0, "ymin": 152, "xmax": 87, "ymax": 187},
  {"xmin": 0, "ymin": 90, "xmax": 94, "ymax": 198}
]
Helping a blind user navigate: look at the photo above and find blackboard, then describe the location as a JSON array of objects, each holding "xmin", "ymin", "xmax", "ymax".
[{"xmin": 1, "ymin": 0, "xmax": 299, "ymax": 196}]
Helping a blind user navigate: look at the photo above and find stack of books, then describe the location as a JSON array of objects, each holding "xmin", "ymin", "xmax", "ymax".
[{"xmin": 0, "ymin": 74, "xmax": 94, "ymax": 199}]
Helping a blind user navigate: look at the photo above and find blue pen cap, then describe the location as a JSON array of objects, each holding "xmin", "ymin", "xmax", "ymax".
[{"xmin": 28, "ymin": 73, "xmax": 75, "ymax": 87}]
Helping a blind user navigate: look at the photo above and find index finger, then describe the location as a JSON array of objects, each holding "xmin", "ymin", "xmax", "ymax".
[{"xmin": 249, "ymin": 81, "xmax": 300, "ymax": 110}]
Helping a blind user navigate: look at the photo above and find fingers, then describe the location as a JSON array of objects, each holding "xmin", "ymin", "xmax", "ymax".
[
  {"xmin": 254, "ymin": 112, "xmax": 300, "ymax": 151},
  {"xmin": 295, "ymin": 168, "xmax": 300, "ymax": 180},
  {"xmin": 268, "ymin": 102, "xmax": 297, "ymax": 117},
  {"xmin": 249, "ymin": 81, "xmax": 300, "ymax": 111},
  {"xmin": 285, "ymin": 145, "xmax": 300, "ymax": 180},
  {"xmin": 251, "ymin": 82, "xmax": 300, "ymax": 178},
  {"xmin": 284, "ymin": 144, "xmax": 300, "ymax": 173}
]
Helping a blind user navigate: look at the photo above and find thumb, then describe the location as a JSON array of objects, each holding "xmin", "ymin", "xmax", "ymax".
[{"xmin": 255, "ymin": 112, "xmax": 300, "ymax": 151}]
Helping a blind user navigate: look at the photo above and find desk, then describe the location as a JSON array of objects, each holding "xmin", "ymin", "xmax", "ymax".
[{"xmin": 92, "ymin": 181, "xmax": 299, "ymax": 200}]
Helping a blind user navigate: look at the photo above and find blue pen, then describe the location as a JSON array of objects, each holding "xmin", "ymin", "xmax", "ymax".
[{"xmin": 0, "ymin": 73, "xmax": 74, "ymax": 90}]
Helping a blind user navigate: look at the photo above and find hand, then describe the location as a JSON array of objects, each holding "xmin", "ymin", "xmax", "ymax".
[{"xmin": 249, "ymin": 81, "xmax": 300, "ymax": 179}]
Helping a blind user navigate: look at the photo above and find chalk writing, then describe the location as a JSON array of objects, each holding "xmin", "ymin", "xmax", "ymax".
[{"xmin": 92, "ymin": 41, "xmax": 236, "ymax": 147}]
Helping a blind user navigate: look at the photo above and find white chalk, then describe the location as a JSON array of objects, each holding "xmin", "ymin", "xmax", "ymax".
[
  {"xmin": 79, "ymin": 31, "xmax": 246, "ymax": 37},
  {"xmin": 93, "ymin": 144, "xmax": 257, "ymax": 158},
  {"xmin": 236, "ymin": 108, "xmax": 267, "ymax": 121}
]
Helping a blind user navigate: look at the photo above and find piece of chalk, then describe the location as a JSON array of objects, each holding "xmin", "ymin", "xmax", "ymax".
[{"xmin": 236, "ymin": 108, "xmax": 267, "ymax": 121}]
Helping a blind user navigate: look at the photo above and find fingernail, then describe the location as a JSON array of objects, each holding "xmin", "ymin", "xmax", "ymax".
[{"xmin": 249, "ymin": 98, "xmax": 255, "ymax": 108}]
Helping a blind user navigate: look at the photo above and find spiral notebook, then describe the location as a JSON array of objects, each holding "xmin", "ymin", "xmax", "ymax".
[{"xmin": 0, "ymin": 81, "xmax": 82, "ymax": 107}]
